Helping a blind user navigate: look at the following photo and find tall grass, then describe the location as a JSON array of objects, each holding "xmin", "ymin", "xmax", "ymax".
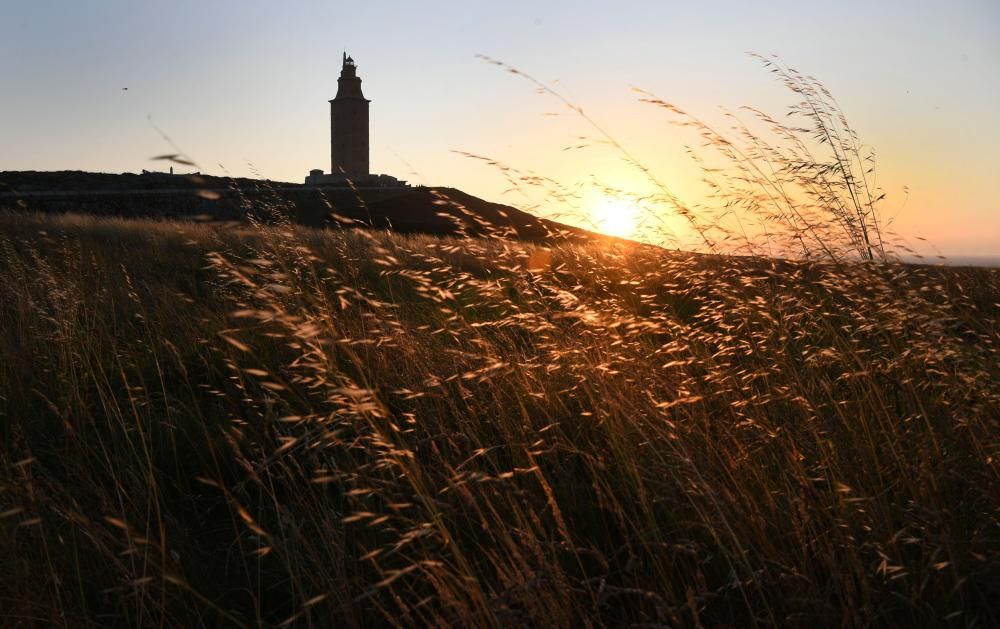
[
  {"xmin": 1, "ymin": 205, "xmax": 998, "ymax": 626},
  {"xmin": 478, "ymin": 54, "xmax": 896, "ymax": 262}
]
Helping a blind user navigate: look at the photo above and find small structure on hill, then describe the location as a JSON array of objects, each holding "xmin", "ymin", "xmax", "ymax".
[{"xmin": 305, "ymin": 53, "xmax": 406, "ymax": 188}]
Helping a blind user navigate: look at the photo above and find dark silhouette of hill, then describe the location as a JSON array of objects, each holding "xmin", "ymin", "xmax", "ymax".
[
  {"xmin": 0, "ymin": 170, "xmax": 611, "ymax": 245},
  {"xmin": 0, "ymin": 169, "xmax": 272, "ymax": 192}
]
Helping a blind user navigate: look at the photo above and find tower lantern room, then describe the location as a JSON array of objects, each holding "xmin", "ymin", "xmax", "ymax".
[{"xmin": 330, "ymin": 52, "xmax": 370, "ymax": 177}]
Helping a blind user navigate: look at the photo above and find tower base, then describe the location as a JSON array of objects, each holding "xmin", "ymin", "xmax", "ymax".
[{"xmin": 304, "ymin": 170, "xmax": 407, "ymax": 188}]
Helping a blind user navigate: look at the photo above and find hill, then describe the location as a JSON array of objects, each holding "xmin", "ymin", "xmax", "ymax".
[
  {"xmin": 0, "ymin": 170, "xmax": 607, "ymax": 245},
  {"xmin": 1, "ymin": 210, "xmax": 998, "ymax": 626}
]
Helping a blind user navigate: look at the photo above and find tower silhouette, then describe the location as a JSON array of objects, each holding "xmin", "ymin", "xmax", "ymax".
[{"xmin": 330, "ymin": 53, "xmax": 370, "ymax": 178}]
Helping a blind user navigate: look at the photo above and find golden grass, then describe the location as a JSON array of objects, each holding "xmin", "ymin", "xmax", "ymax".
[{"xmin": 1, "ymin": 208, "xmax": 997, "ymax": 627}]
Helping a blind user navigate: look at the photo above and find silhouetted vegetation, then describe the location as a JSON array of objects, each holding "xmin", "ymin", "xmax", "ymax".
[{"xmin": 1, "ymin": 210, "xmax": 997, "ymax": 627}]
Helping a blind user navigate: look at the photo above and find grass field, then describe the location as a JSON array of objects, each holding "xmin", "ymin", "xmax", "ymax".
[{"xmin": 1, "ymin": 209, "xmax": 997, "ymax": 627}]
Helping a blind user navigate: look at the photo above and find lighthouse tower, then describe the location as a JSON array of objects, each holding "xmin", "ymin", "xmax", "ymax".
[
  {"xmin": 330, "ymin": 52, "xmax": 370, "ymax": 178},
  {"xmin": 305, "ymin": 54, "xmax": 403, "ymax": 187}
]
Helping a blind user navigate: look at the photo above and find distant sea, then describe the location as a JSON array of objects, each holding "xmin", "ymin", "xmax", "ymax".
[{"xmin": 902, "ymin": 255, "xmax": 1000, "ymax": 268}]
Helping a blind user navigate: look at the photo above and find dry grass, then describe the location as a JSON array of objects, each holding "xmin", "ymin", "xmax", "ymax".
[
  {"xmin": 477, "ymin": 54, "xmax": 906, "ymax": 263},
  {"xmin": 1, "ymin": 206, "xmax": 998, "ymax": 627}
]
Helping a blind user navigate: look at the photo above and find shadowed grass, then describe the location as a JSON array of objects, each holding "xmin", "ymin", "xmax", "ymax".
[{"xmin": 1, "ymin": 209, "xmax": 997, "ymax": 627}]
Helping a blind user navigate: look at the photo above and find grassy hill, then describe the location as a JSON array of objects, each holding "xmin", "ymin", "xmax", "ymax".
[
  {"xmin": 1, "ymin": 211, "xmax": 998, "ymax": 627},
  {"xmin": 0, "ymin": 171, "xmax": 606, "ymax": 245}
]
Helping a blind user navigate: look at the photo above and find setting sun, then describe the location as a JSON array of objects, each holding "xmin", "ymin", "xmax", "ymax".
[{"xmin": 591, "ymin": 196, "xmax": 639, "ymax": 238}]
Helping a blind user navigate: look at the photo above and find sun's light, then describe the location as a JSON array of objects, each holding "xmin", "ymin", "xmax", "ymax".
[{"xmin": 591, "ymin": 196, "xmax": 639, "ymax": 238}]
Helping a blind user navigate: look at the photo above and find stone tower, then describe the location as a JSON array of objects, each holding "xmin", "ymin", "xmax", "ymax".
[{"xmin": 330, "ymin": 52, "xmax": 370, "ymax": 177}]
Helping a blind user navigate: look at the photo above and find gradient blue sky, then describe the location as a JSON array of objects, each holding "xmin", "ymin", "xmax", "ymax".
[{"xmin": 2, "ymin": 1, "xmax": 998, "ymax": 255}]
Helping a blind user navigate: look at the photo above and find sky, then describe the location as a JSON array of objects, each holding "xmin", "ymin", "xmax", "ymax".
[{"xmin": 2, "ymin": 0, "xmax": 998, "ymax": 256}]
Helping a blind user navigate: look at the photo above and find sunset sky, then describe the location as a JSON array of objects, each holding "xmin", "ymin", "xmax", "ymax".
[{"xmin": 2, "ymin": 0, "xmax": 998, "ymax": 255}]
